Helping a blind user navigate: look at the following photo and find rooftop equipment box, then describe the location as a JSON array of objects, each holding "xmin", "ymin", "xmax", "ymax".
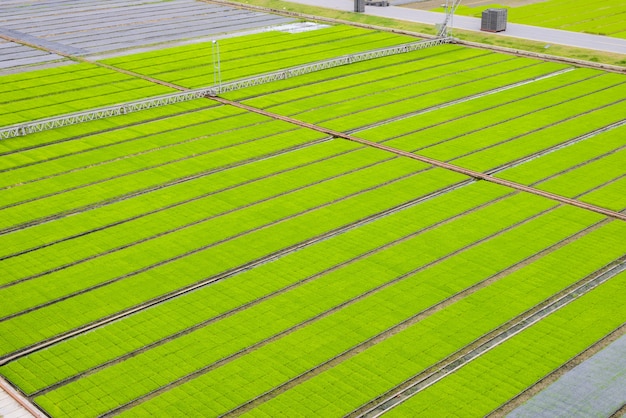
[{"xmin": 481, "ymin": 8, "xmax": 507, "ymax": 32}]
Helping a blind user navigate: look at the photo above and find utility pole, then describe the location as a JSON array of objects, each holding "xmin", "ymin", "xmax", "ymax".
[{"xmin": 212, "ymin": 40, "xmax": 222, "ymax": 95}]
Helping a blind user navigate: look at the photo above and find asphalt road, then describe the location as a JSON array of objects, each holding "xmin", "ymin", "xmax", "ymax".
[{"xmin": 288, "ymin": 0, "xmax": 626, "ymax": 55}]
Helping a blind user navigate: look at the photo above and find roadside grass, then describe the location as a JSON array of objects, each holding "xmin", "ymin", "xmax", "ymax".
[{"xmin": 435, "ymin": 0, "xmax": 626, "ymax": 39}]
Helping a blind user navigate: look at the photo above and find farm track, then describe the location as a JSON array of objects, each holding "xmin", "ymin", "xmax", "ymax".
[
  {"xmin": 0, "ymin": 44, "xmax": 466, "ymax": 160},
  {"xmin": 31, "ymin": 186, "xmax": 518, "ymax": 398},
  {"xmin": 211, "ymin": 96, "xmax": 626, "ymax": 222},
  {"xmin": 9, "ymin": 145, "xmax": 624, "ymax": 396},
  {"xmin": 0, "ymin": 175, "xmax": 472, "ymax": 366},
  {"xmin": 0, "ymin": 154, "xmax": 431, "ymax": 319},
  {"xmin": 100, "ymin": 202, "xmax": 566, "ymax": 417},
  {"xmin": 0, "ymin": 63, "xmax": 600, "ymax": 216},
  {"xmin": 2, "ymin": 64, "xmax": 613, "ymax": 261},
  {"xmin": 1, "ymin": 69, "xmax": 594, "ymax": 208},
  {"xmin": 0, "ymin": 53, "xmax": 549, "ymax": 181},
  {"xmin": 354, "ymin": 253, "xmax": 626, "ymax": 418},
  {"xmin": 202, "ymin": 0, "xmax": 626, "ymax": 74}
]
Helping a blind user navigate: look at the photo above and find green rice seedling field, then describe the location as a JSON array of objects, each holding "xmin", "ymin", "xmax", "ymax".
[
  {"xmin": 435, "ymin": 0, "xmax": 626, "ymax": 38},
  {"xmin": 102, "ymin": 25, "xmax": 417, "ymax": 89},
  {"xmin": 0, "ymin": 19, "xmax": 625, "ymax": 418}
]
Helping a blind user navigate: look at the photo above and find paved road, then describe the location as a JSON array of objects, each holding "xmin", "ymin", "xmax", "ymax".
[{"xmin": 288, "ymin": 0, "xmax": 626, "ymax": 55}]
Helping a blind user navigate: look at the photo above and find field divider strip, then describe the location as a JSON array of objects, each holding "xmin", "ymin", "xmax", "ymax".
[
  {"xmin": 227, "ymin": 190, "xmax": 622, "ymax": 417},
  {"xmin": 2, "ymin": 61, "xmax": 582, "ymax": 185},
  {"xmin": 31, "ymin": 186, "xmax": 518, "ymax": 398},
  {"xmin": 356, "ymin": 255, "xmax": 626, "ymax": 418},
  {"xmin": 211, "ymin": 96, "xmax": 626, "ymax": 223},
  {"xmin": 438, "ymin": 97, "xmax": 626, "ymax": 168},
  {"xmin": 0, "ymin": 177, "xmax": 471, "ymax": 366},
  {"xmin": 230, "ymin": 46, "xmax": 475, "ymax": 102},
  {"xmin": 0, "ymin": 136, "xmax": 332, "ymax": 237},
  {"xmin": 257, "ymin": 49, "xmax": 502, "ymax": 112},
  {"xmin": 101, "ymin": 199, "xmax": 556, "ymax": 417},
  {"xmin": 381, "ymin": 82, "xmax": 626, "ymax": 166},
  {"xmin": 358, "ymin": 74, "xmax": 613, "ymax": 152},
  {"xmin": 218, "ymin": 205, "xmax": 603, "ymax": 417}
]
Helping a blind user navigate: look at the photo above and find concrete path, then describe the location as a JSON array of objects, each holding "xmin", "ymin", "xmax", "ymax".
[
  {"xmin": 0, "ymin": 378, "xmax": 39, "ymax": 418},
  {"xmin": 507, "ymin": 332, "xmax": 626, "ymax": 418},
  {"xmin": 287, "ymin": 0, "xmax": 626, "ymax": 55}
]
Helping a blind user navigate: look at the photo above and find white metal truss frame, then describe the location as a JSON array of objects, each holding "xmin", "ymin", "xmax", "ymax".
[
  {"xmin": 0, "ymin": 37, "xmax": 451, "ymax": 140},
  {"xmin": 437, "ymin": 0, "xmax": 463, "ymax": 37}
]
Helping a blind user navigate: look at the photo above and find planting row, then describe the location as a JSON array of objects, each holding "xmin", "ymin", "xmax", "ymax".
[{"xmin": 498, "ymin": 123, "xmax": 626, "ymax": 211}]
